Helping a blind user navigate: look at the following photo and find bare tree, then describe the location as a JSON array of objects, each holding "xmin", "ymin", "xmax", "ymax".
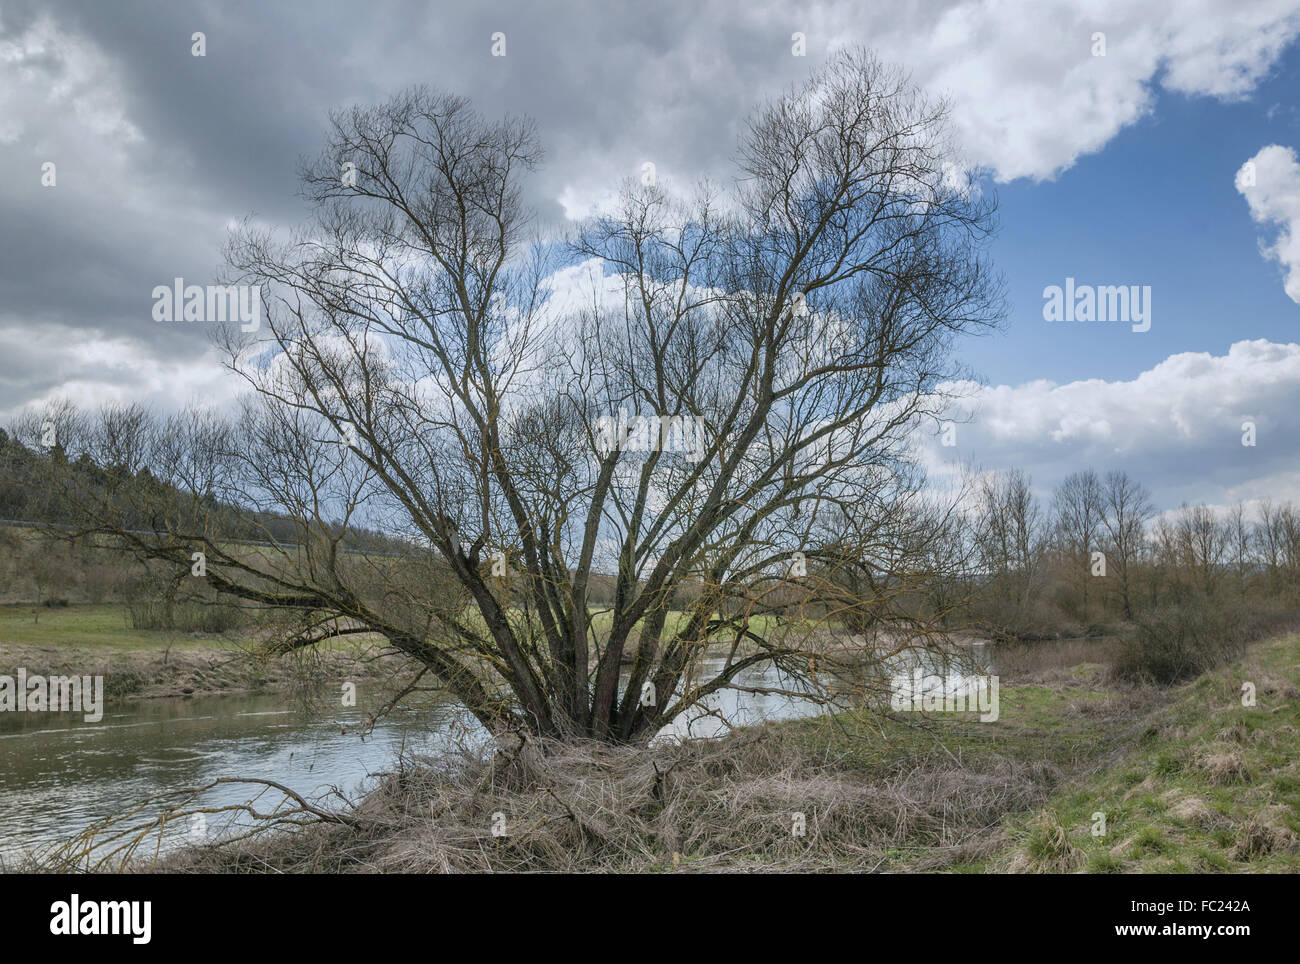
[
  {"xmin": 1226, "ymin": 501, "xmax": 1252, "ymax": 597},
  {"xmin": 1257, "ymin": 499, "xmax": 1284, "ymax": 593},
  {"xmin": 1176, "ymin": 504, "xmax": 1228, "ymax": 598},
  {"xmin": 1149, "ymin": 511, "xmax": 1180, "ymax": 606},
  {"xmin": 27, "ymin": 51, "xmax": 1002, "ymax": 745},
  {"xmin": 973, "ymin": 469, "xmax": 1043, "ymax": 624},
  {"xmin": 1257, "ymin": 500, "xmax": 1300, "ymax": 599},
  {"xmin": 1052, "ymin": 469, "xmax": 1103, "ymax": 616},
  {"xmin": 1099, "ymin": 469, "xmax": 1153, "ymax": 618}
]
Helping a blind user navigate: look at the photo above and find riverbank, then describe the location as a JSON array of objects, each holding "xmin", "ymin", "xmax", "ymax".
[
  {"xmin": 0, "ymin": 604, "xmax": 391, "ymax": 700},
  {"xmin": 116, "ymin": 631, "xmax": 1299, "ymax": 874},
  {"xmin": 993, "ymin": 629, "xmax": 1300, "ymax": 872},
  {"xmin": 0, "ymin": 602, "xmax": 1108, "ymax": 704},
  {"xmin": 0, "ymin": 640, "xmax": 394, "ymax": 700}
]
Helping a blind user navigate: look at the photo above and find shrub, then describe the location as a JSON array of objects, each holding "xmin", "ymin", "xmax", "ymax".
[
  {"xmin": 123, "ymin": 575, "xmax": 245, "ymax": 634},
  {"xmin": 171, "ymin": 600, "xmax": 244, "ymax": 633},
  {"xmin": 127, "ymin": 598, "xmax": 243, "ymax": 633},
  {"xmin": 1111, "ymin": 599, "xmax": 1288, "ymax": 685}
]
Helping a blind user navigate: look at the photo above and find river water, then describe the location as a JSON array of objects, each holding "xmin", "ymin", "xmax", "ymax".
[{"xmin": 0, "ymin": 646, "xmax": 994, "ymax": 862}]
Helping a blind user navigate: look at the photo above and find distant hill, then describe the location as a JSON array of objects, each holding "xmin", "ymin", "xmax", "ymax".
[{"xmin": 0, "ymin": 427, "xmax": 411, "ymax": 556}]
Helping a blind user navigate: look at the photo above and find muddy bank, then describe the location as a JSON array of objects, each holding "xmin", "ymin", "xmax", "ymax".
[{"xmin": 0, "ymin": 642, "xmax": 394, "ymax": 702}]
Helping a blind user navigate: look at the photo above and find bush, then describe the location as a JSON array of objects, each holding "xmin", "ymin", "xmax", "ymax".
[
  {"xmin": 1112, "ymin": 600, "xmax": 1290, "ymax": 685},
  {"xmin": 125, "ymin": 593, "xmax": 244, "ymax": 633},
  {"xmin": 171, "ymin": 600, "xmax": 244, "ymax": 633},
  {"xmin": 972, "ymin": 596, "xmax": 1085, "ymax": 643},
  {"xmin": 103, "ymin": 670, "xmax": 146, "ymax": 699}
]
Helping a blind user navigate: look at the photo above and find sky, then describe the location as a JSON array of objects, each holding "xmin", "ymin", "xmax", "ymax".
[{"xmin": 2, "ymin": 0, "xmax": 1300, "ymax": 514}]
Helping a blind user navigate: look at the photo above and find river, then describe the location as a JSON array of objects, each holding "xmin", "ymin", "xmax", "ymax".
[{"xmin": 0, "ymin": 645, "xmax": 995, "ymax": 863}]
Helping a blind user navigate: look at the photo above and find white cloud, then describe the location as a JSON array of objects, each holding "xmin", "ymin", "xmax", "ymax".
[
  {"xmin": 5, "ymin": 0, "xmax": 1300, "ymax": 514},
  {"xmin": 1236, "ymin": 144, "xmax": 1300, "ymax": 303},
  {"xmin": 0, "ymin": 325, "xmax": 237, "ymax": 422},
  {"xmin": 860, "ymin": 0, "xmax": 1300, "ymax": 182},
  {"xmin": 533, "ymin": 0, "xmax": 1300, "ymax": 210},
  {"xmin": 0, "ymin": 14, "xmax": 141, "ymax": 150},
  {"xmin": 0, "ymin": 13, "xmax": 251, "ymax": 410},
  {"xmin": 534, "ymin": 263, "xmax": 1300, "ymax": 513},
  {"xmin": 923, "ymin": 339, "xmax": 1300, "ymax": 508}
]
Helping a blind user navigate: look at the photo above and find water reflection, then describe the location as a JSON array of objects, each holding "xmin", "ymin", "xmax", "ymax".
[{"xmin": 0, "ymin": 643, "xmax": 994, "ymax": 860}]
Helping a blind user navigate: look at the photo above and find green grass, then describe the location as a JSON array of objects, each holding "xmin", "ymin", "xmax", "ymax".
[
  {"xmin": 766, "ymin": 632, "xmax": 1300, "ymax": 872},
  {"xmin": 994, "ymin": 632, "xmax": 1300, "ymax": 872},
  {"xmin": 0, "ymin": 599, "xmax": 795, "ymax": 659},
  {"xmin": 783, "ymin": 669, "xmax": 1120, "ymax": 777},
  {"xmin": 0, "ymin": 603, "xmax": 233, "ymax": 652}
]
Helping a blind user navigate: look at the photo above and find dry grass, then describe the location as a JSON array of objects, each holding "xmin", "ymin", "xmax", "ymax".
[
  {"xmin": 1004, "ymin": 810, "xmax": 1082, "ymax": 873},
  {"xmin": 991, "ymin": 637, "xmax": 1120, "ymax": 681},
  {"xmin": 1165, "ymin": 793, "xmax": 1217, "ymax": 829},
  {"xmin": 1230, "ymin": 807, "xmax": 1297, "ymax": 860},
  {"xmin": 1193, "ymin": 747, "xmax": 1251, "ymax": 786},
  {"xmin": 35, "ymin": 629, "xmax": 1297, "ymax": 875},
  {"xmin": 151, "ymin": 725, "xmax": 1058, "ymax": 874}
]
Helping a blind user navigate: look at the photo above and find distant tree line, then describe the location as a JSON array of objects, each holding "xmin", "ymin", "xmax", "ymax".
[
  {"xmin": 0, "ymin": 422, "xmax": 410, "ymax": 556},
  {"xmin": 950, "ymin": 467, "xmax": 1300, "ymax": 640}
]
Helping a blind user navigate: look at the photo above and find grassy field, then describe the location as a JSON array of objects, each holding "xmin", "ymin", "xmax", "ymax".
[
  {"xmin": 0, "ymin": 603, "xmax": 224, "ymax": 652},
  {"xmin": 0, "ymin": 602, "xmax": 788, "ymax": 649},
  {"xmin": 776, "ymin": 632, "xmax": 1300, "ymax": 872},
  {"xmin": 0, "ymin": 602, "xmax": 404, "ymax": 701},
  {"xmin": 995, "ymin": 630, "xmax": 1300, "ymax": 873}
]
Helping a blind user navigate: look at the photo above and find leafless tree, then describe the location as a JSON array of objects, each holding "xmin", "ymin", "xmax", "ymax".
[
  {"xmin": 1099, "ymin": 469, "xmax": 1153, "ymax": 618},
  {"xmin": 24, "ymin": 50, "xmax": 1002, "ymax": 745},
  {"xmin": 1257, "ymin": 499, "xmax": 1300, "ymax": 598},
  {"xmin": 1226, "ymin": 501, "xmax": 1252, "ymax": 597},
  {"xmin": 1176, "ymin": 504, "xmax": 1228, "ymax": 598},
  {"xmin": 973, "ymin": 469, "xmax": 1043, "ymax": 621},
  {"xmin": 1052, "ymin": 469, "xmax": 1103, "ymax": 615}
]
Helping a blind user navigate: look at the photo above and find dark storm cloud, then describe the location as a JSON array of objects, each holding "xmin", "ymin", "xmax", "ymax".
[
  {"xmin": 6, "ymin": 0, "xmax": 1300, "ymax": 512},
  {"xmin": 0, "ymin": 0, "xmax": 817, "ymax": 415}
]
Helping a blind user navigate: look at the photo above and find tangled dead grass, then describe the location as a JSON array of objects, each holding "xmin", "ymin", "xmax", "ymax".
[
  {"xmin": 1193, "ymin": 746, "xmax": 1252, "ymax": 786},
  {"xmin": 1164, "ymin": 792, "xmax": 1221, "ymax": 830},
  {"xmin": 150, "ymin": 725, "xmax": 1060, "ymax": 874},
  {"xmin": 1004, "ymin": 810, "xmax": 1083, "ymax": 873},
  {"xmin": 1231, "ymin": 806, "xmax": 1298, "ymax": 861}
]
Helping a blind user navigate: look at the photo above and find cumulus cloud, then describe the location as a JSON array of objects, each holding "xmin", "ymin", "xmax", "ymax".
[
  {"xmin": 3, "ymin": 0, "xmax": 1300, "ymax": 514},
  {"xmin": 2, "ymin": 0, "xmax": 1296, "ymax": 340},
  {"xmin": 0, "ymin": 323, "xmax": 235, "ymax": 422},
  {"xmin": 0, "ymin": 0, "xmax": 1295, "ymax": 327},
  {"xmin": 896, "ymin": 0, "xmax": 1300, "ymax": 181},
  {"xmin": 923, "ymin": 340, "xmax": 1300, "ymax": 510},
  {"xmin": 1236, "ymin": 144, "xmax": 1300, "ymax": 303}
]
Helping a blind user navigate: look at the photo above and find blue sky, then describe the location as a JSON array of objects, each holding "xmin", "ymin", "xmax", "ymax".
[
  {"xmin": 962, "ymin": 46, "xmax": 1300, "ymax": 388},
  {"xmin": 3, "ymin": 0, "xmax": 1300, "ymax": 513}
]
